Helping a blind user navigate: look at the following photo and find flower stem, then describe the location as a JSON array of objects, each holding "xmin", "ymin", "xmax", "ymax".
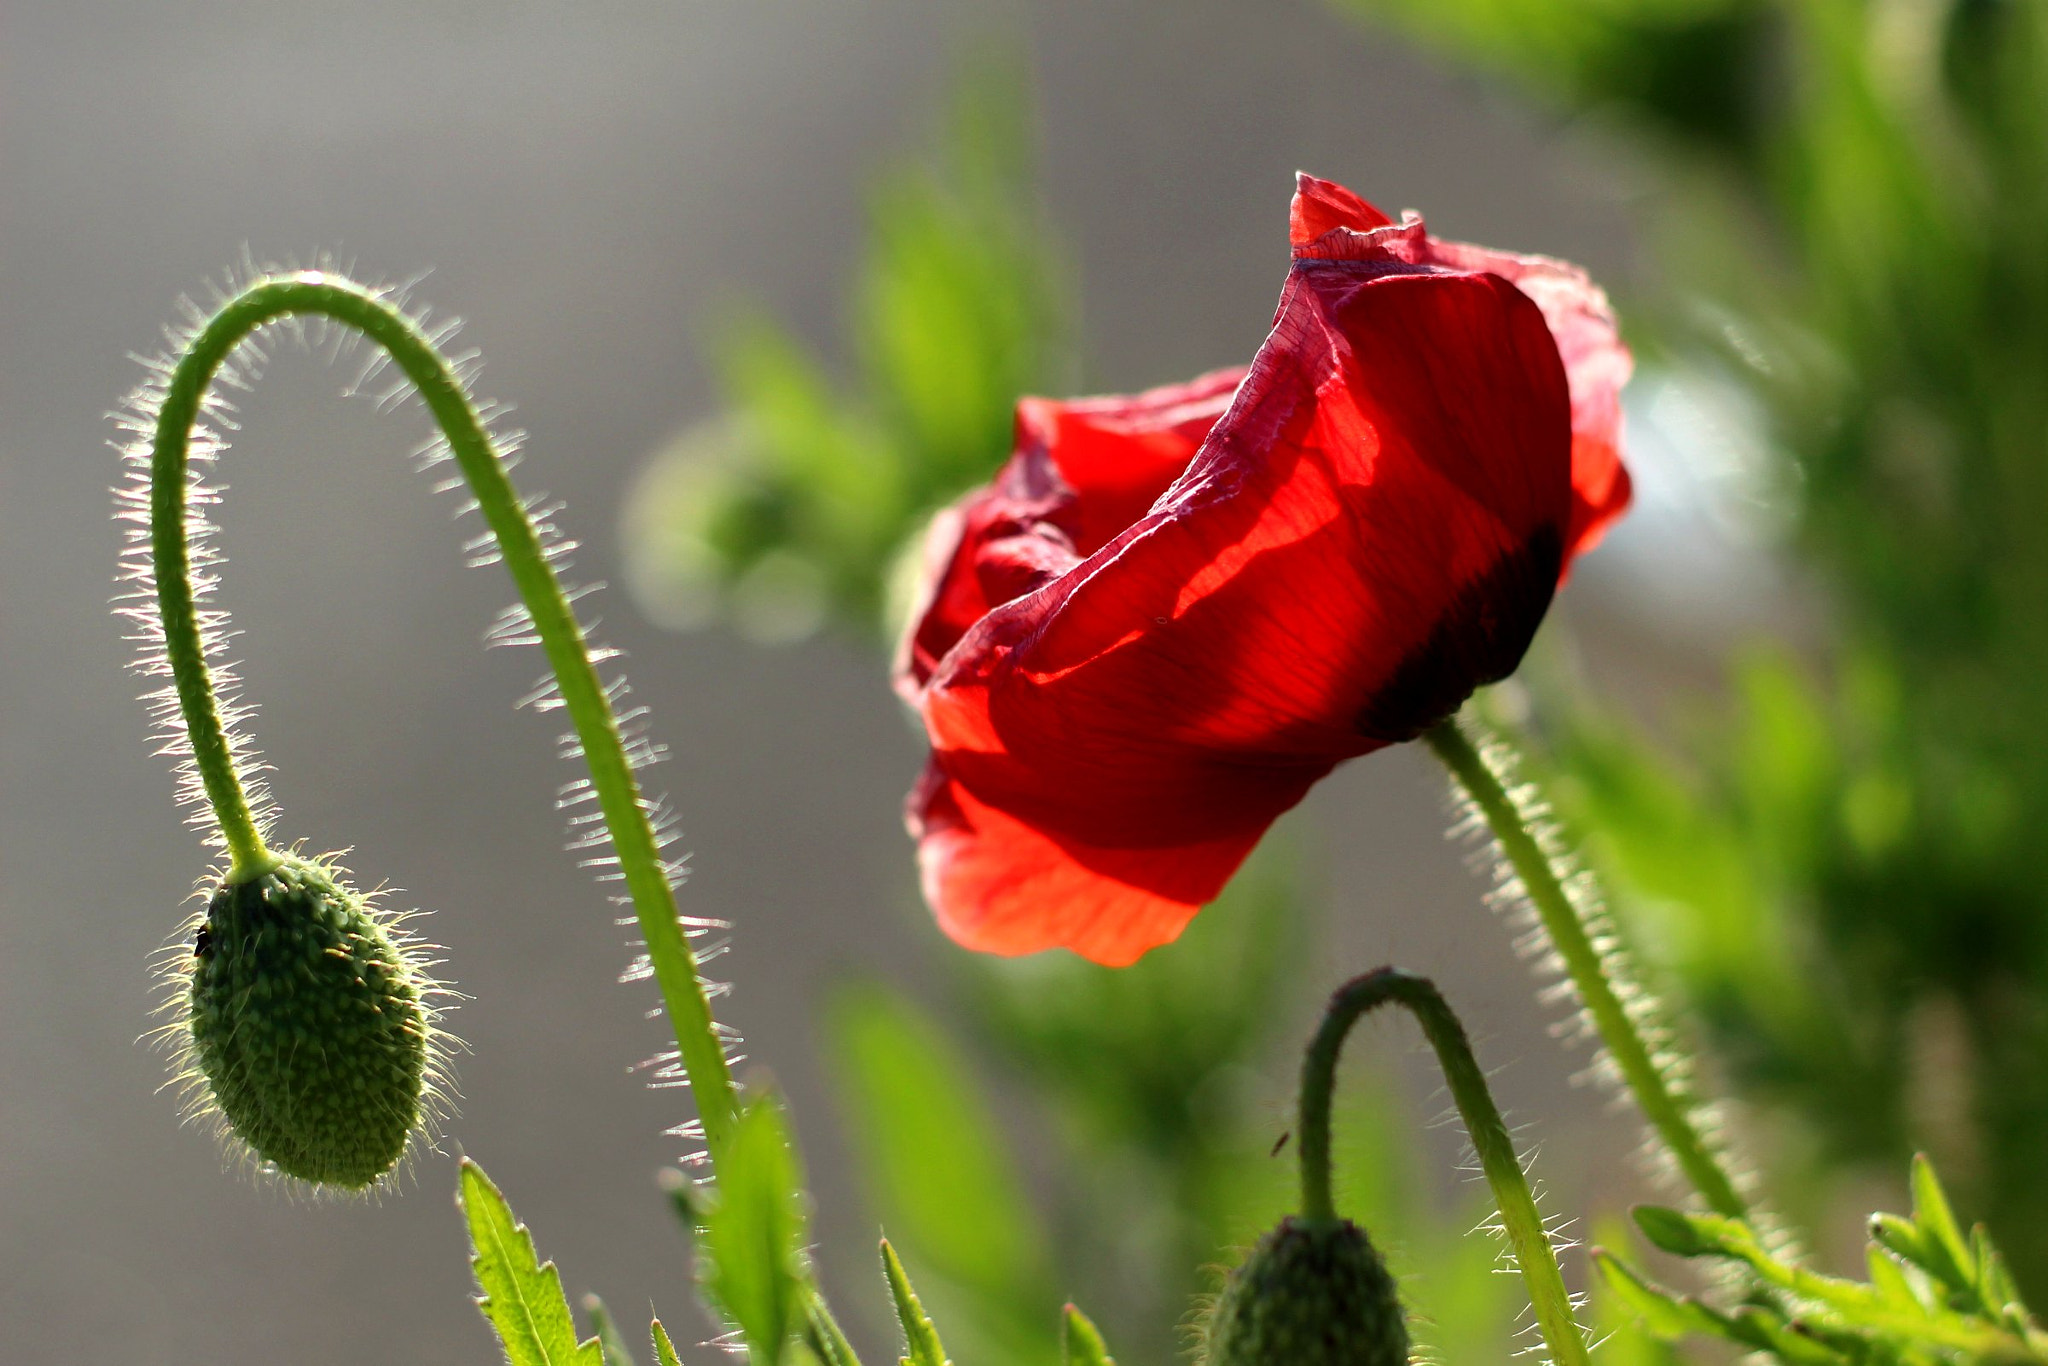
[
  {"xmin": 149, "ymin": 273, "xmax": 739, "ymax": 1158},
  {"xmin": 150, "ymin": 350, "xmax": 274, "ymax": 882},
  {"xmin": 1299, "ymin": 968, "xmax": 1591, "ymax": 1366},
  {"xmin": 1423, "ymin": 715, "xmax": 1750, "ymax": 1221}
]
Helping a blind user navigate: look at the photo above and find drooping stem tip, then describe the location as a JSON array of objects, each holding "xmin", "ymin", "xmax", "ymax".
[
  {"xmin": 144, "ymin": 272, "xmax": 739, "ymax": 1157},
  {"xmin": 1299, "ymin": 968, "xmax": 1591, "ymax": 1366}
]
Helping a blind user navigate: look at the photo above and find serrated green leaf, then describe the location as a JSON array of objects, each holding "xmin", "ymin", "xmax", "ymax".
[
  {"xmin": 1865, "ymin": 1242, "xmax": 1923, "ymax": 1311},
  {"xmin": 1632, "ymin": 1205, "xmax": 1720, "ymax": 1258},
  {"xmin": 651, "ymin": 1319, "xmax": 685, "ymax": 1366},
  {"xmin": 659, "ymin": 1167, "xmax": 703, "ymax": 1237},
  {"xmin": 1060, "ymin": 1304, "xmax": 1114, "ymax": 1366},
  {"xmin": 881, "ymin": 1239, "xmax": 950, "ymax": 1366},
  {"xmin": 1909, "ymin": 1154, "xmax": 1974, "ymax": 1292},
  {"xmin": 583, "ymin": 1295, "xmax": 639, "ymax": 1366},
  {"xmin": 1970, "ymin": 1224, "xmax": 2017, "ymax": 1313},
  {"xmin": 1871, "ymin": 1213, "xmax": 1931, "ymax": 1272},
  {"xmin": 1730, "ymin": 1306, "xmax": 1843, "ymax": 1365},
  {"xmin": 801, "ymin": 1294, "xmax": 862, "ymax": 1366},
  {"xmin": 1617, "ymin": 1196, "xmax": 2035, "ymax": 1361},
  {"xmin": 1592, "ymin": 1249, "xmax": 1708, "ymax": 1341},
  {"xmin": 700, "ymin": 1096, "xmax": 808, "ymax": 1366},
  {"xmin": 458, "ymin": 1160, "xmax": 605, "ymax": 1366}
]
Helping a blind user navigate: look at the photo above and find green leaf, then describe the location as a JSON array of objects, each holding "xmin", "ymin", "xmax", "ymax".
[
  {"xmin": 1728, "ymin": 1306, "xmax": 1842, "ymax": 1366},
  {"xmin": 1632, "ymin": 1205, "xmax": 1719, "ymax": 1259},
  {"xmin": 699, "ymin": 1095, "xmax": 809, "ymax": 1366},
  {"xmin": 458, "ymin": 1159, "xmax": 604, "ymax": 1366},
  {"xmin": 881, "ymin": 1239, "xmax": 950, "ymax": 1366},
  {"xmin": 1060, "ymin": 1304, "xmax": 1114, "ymax": 1366},
  {"xmin": 658, "ymin": 1166, "xmax": 702, "ymax": 1253},
  {"xmin": 1587, "ymin": 1226, "xmax": 1688, "ymax": 1366},
  {"xmin": 827, "ymin": 983, "xmax": 1052, "ymax": 1303},
  {"xmin": 801, "ymin": 1295, "xmax": 862, "ymax": 1366},
  {"xmin": 651, "ymin": 1320, "xmax": 685, "ymax": 1366},
  {"xmin": 583, "ymin": 1296, "xmax": 639, "ymax": 1366},
  {"xmin": 1864, "ymin": 1242, "xmax": 1922, "ymax": 1311},
  {"xmin": 1908, "ymin": 1154, "xmax": 1974, "ymax": 1293},
  {"xmin": 1592, "ymin": 1249, "xmax": 1707, "ymax": 1341},
  {"xmin": 1870, "ymin": 1213, "xmax": 1930, "ymax": 1271}
]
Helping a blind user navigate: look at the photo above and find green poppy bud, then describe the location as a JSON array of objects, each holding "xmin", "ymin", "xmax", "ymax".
[
  {"xmin": 178, "ymin": 853, "xmax": 444, "ymax": 1189},
  {"xmin": 1203, "ymin": 1216, "xmax": 1408, "ymax": 1366}
]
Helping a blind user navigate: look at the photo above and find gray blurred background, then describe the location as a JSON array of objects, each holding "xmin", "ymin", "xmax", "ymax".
[{"xmin": 0, "ymin": 2, "xmax": 1718, "ymax": 1361}]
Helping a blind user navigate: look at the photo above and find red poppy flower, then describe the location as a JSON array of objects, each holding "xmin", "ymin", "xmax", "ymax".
[{"xmin": 895, "ymin": 174, "xmax": 1632, "ymax": 966}]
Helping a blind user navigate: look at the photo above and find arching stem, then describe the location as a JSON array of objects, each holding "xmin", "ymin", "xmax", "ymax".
[
  {"xmin": 1424, "ymin": 714, "xmax": 1750, "ymax": 1221},
  {"xmin": 1299, "ymin": 968, "xmax": 1590, "ymax": 1366},
  {"xmin": 149, "ymin": 273, "xmax": 739, "ymax": 1158}
]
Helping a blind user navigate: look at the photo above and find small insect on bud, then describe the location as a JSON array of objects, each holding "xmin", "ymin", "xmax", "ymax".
[
  {"xmin": 1202, "ymin": 1216, "xmax": 1409, "ymax": 1366},
  {"xmin": 178, "ymin": 853, "xmax": 444, "ymax": 1189}
]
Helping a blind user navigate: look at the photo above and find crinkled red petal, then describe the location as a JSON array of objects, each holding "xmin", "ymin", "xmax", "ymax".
[
  {"xmin": 1289, "ymin": 173, "xmax": 1633, "ymax": 559},
  {"xmin": 1404, "ymin": 237, "xmax": 1633, "ymax": 557},
  {"xmin": 913, "ymin": 262, "xmax": 1572, "ymax": 959},
  {"xmin": 909, "ymin": 763, "xmax": 1267, "ymax": 965},
  {"xmin": 1015, "ymin": 366, "xmax": 1243, "ymax": 555},
  {"xmin": 1290, "ymin": 174, "xmax": 1396, "ymax": 245},
  {"xmin": 895, "ymin": 369, "xmax": 1244, "ymax": 698}
]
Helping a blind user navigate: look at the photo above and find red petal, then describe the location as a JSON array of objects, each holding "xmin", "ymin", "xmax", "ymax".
[
  {"xmin": 1290, "ymin": 172, "xmax": 1395, "ymax": 249},
  {"xmin": 895, "ymin": 369, "xmax": 1242, "ymax": 698},
  {"xmin": 1014, "ymin": 366, "xmax": 1243, "ymax": 555},
  {"xmin": 910, "ymin": 764, "xmax": 1265, "ymax": 965},
  {"xmin": 914, "ymin": 264, "xmax": 1571, "ymax": 959},
  {"xmin": 1398, "ymin": 236, "xmax": 1634, "ymax": 558}
]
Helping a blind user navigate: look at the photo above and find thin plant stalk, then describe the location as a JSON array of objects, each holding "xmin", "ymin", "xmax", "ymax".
[
  {"xmin": 1299, "ymin": 968, "xmax": 1591, "ymax": 1366},
  {"xmin": 1424, "ymin": 714, "xmax": 1750, "ymax": 1220},
  {"xmin": 145, "ymin": 272, "xmax": 857, "ymax": 1354},
  {"xmin": 147, "ymin": 273, "xmax": 739, "ymax": 1158}
]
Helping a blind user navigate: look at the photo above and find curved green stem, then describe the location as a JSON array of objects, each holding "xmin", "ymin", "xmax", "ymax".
[
  {"xmin": 1424, "ymin": 715, "xmax": 1750, "ymax": 1221},
  {"xmin": 151, "ymin": 356, "xmax": 274, "ymax": 881},
  {"xmin": 149, "ymin": 272, "xmax": 739, "ymax": 1158},
  {"xmin": 1300, "ymin": 968, "xmax": 1590, "ymax": 1366}
]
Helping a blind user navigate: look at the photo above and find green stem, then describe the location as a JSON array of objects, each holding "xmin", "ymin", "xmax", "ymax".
[
  {"xmin": 148, "ymin": 273, "xmax": 739, "ymax": 1157},
  {"xmin": 1300, "ymin": 968, "xmax": 1591, "ymax": 1366},
  {"xmin": 1423, "ymin": 715, "xmax": 1750, "ymax": 1221},
  {"xmin": 150, "ymin": 357, "xmax": 275, "ymax": 882}
]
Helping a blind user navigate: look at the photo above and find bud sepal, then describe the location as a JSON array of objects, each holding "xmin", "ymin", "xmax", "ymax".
[
  {"xmin": 160, "ymin": 851, "xmax": 452, "ymax": 1190},
  {"xmin": 1203, "ymin": 1215, "xmax": 1408, "ymax": 1366}
]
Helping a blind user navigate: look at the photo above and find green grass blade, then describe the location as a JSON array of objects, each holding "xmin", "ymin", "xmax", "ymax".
[
  {"xmin": 827, "ymin": 984, "xmax": 1051, "ymax": 1303},
  {"xmin": 1060, "ymin": 1305, "xmax": 1114, "ymax": 1366},
  {"xmin": 651, "ymin": 1320, "xmax": 685, "ymax": 1366},
  {"xmin": 880, "ymin": 1239, "xmax": 949, "ymax": 1366},
  {"xmin": 803, "ymin": 1293, "xmax": 864, "ymax": 1366},
  {"xmin": 584, "ymin": 1295, "xmax": 639, "ymax": 1366},
  {"xmin": 458, "ymin": 1159, "xmax": 604, "ymax": 1366},
  {"xmin": 700, "ymin": 1096, "xmax": 807, "ymax": 1366},
  {"xmin": 1909, "ymin": 1154, "xmax": 1975, "ymax": 1294}
]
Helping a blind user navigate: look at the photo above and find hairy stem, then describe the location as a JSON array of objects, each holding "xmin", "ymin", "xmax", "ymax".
[
  {"xmin": 1300, "ymin": 968, "xmax": 1590, "ymax": 1366},
  {"xmin": 149, "ymin": 273, "xmax": 739, "ymax": 1156},
  {"xmin": 150, "ymin": 353, "xmax": 274, "ymax": 882},
  {"xmin": 1424, "ymin": 715, "xmax": 1749, "ymax": 1220}
]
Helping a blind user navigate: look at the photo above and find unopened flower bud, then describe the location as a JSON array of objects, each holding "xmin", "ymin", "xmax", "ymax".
[
  {"xmin": 183, "ymin": 854, "xmax": 440, "ymax": 1188},
  {"xmin": 1203, "ymin": 1216, "xmax": 1408, "ymax": 1366}
]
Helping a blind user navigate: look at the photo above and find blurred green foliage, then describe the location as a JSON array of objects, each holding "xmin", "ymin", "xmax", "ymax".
[
  {"xmin": 1333, "ymin": 0, "xmax": 2048, "ymax": 1299},
  {"xmin": 825, "ymin": 848, "xmax": 1518, "ymax": 1366},
  {"xmin": 620, "ymin": 10, "xmax": 2048, "ymax": 1358},
  {"xmin": 622, "ymin": 60, "xmax": 1066, "ymax": 644},
  {"xmin": 617, "ymin": 56, "xmax": 1567, "ymax": 1366}
]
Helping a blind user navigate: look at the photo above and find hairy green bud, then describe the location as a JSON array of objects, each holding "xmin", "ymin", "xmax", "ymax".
[
  {"xmin": 180, "ymin": 854, "xmax": 442, "ymax": 1188},
  {"xmin": 1203, "ymin": 1217, "xmax": 1408, "ymax": 1366}
]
